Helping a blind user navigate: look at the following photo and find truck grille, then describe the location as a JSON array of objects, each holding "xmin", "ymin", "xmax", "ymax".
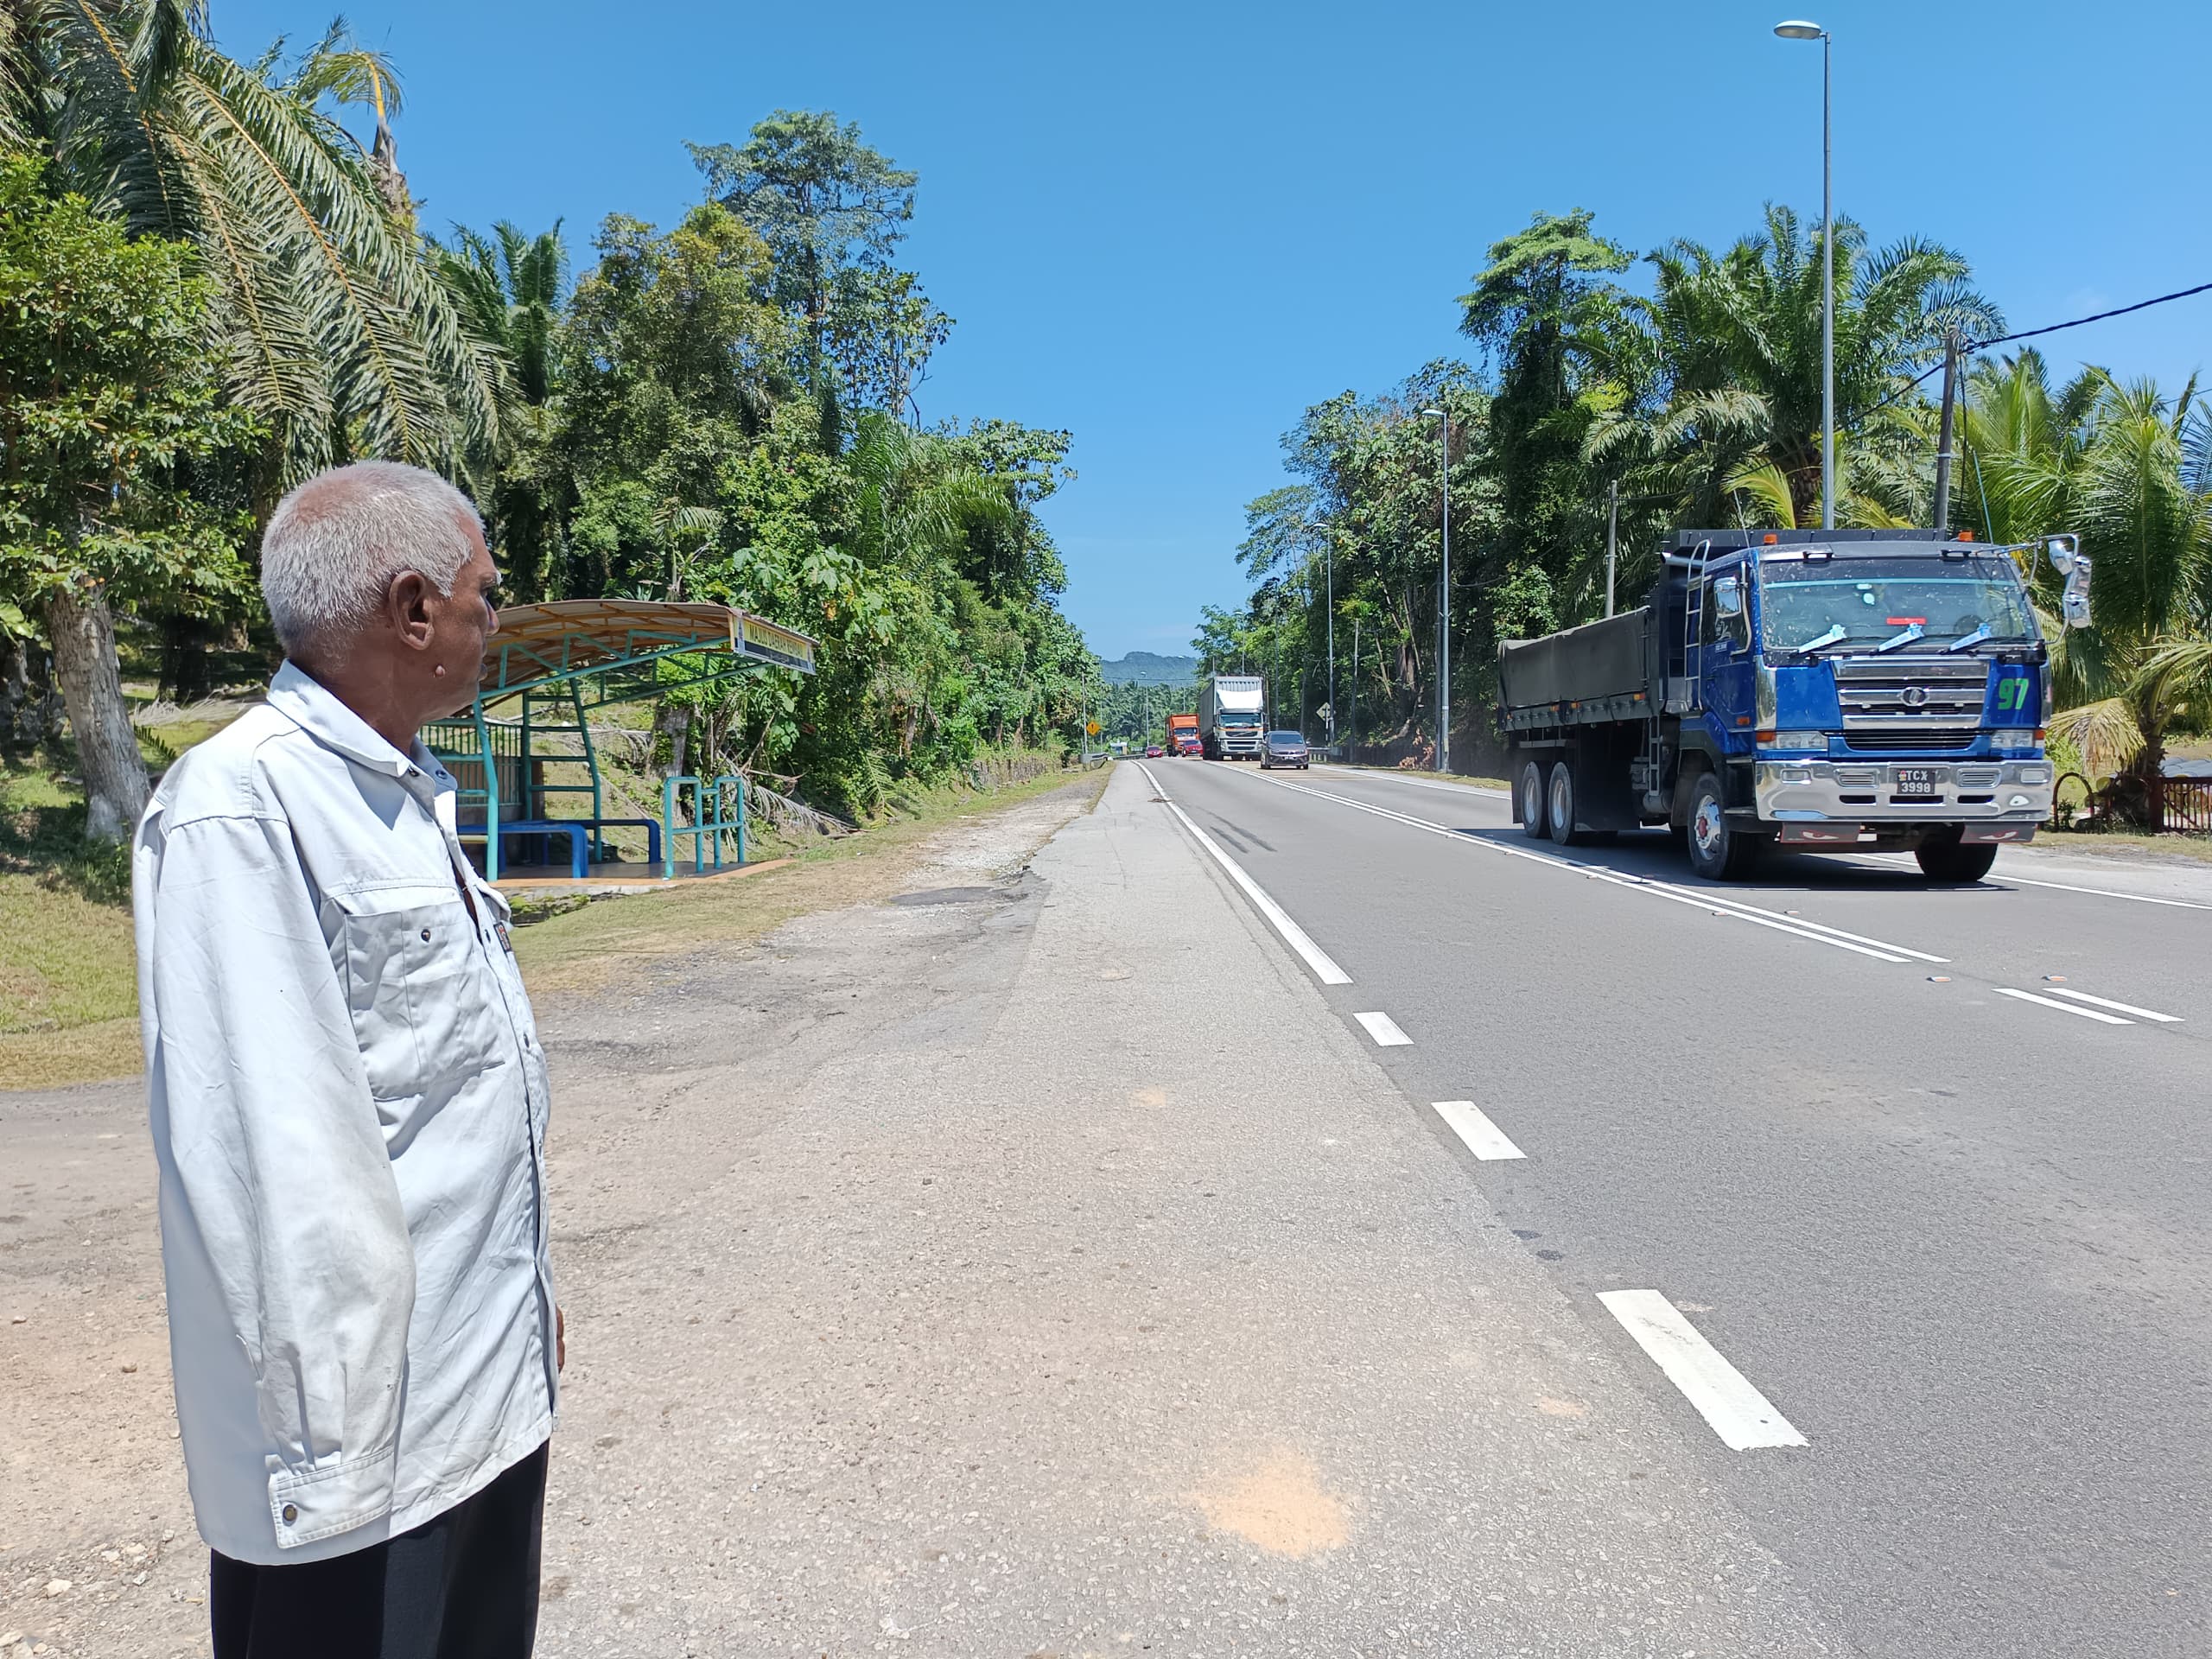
[
  {"xmin": 1840, "ymin": 729, "xmax": 1980, "ymax": 753},
  {"xmin": 1834, "ymin": 656, "xmax": 1988, "ymax": 732}
]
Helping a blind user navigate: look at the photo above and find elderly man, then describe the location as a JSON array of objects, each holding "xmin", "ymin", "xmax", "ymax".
[{"xmin": 134, "ymin": 460, "xmax": 561, "ymax": 1658}]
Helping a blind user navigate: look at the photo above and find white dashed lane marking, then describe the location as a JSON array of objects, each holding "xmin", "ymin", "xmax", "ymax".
[
  {"xmin": 1355, "ymin": 1011, "xmax": 1413, "ymax": 1046},
  {"xmin": 1432, "ymin": 1101, "xmax": 1524, "ymax": 1160},
  {"xmin": 1599, "ymin": 1290, "xmax": 1808, "ymax": 1452}
]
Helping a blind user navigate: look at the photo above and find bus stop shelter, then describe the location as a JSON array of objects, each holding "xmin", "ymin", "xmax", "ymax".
[{"xmin": 425, "ymin": 598, "xmax": 817, "ymax": 884}]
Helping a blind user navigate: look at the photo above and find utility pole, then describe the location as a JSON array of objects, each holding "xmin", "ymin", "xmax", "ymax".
[
  {"xmin": 1605, "ymin": 479, "xmax": 1619, "ymax": 617},
  {"xmin": 1325, "ymin": 534, "xmax": 1336, "ymax": 751},
  {"xmin": 1422, "ymin": 406, "xmax": 1452, "ymax": 772},
  {"xmin": 1349, "ymin": 612, "xmax": 1360, "ymax": 760},
  {"xmin": 1932, "ymin": 327, "xmax": 1961, "ymax": 531}
]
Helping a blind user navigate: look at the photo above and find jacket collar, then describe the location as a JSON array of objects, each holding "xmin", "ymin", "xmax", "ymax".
[{"xmin": 266, "ymin": 661, "xmax": 451, "ymax": 785}]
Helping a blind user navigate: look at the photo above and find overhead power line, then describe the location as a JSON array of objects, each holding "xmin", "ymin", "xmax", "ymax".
[
  {"xmin": 1860, "ymin": 278, "xmax": 2212, "ymax": 422},
  {"xmin": 1973, "ymin": 280, "xmax": 2212, "ymax": 351}
]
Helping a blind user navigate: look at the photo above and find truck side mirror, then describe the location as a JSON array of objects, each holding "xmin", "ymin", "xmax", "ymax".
[
  {"xmin": 2046, "ymin": 534, "xmax": 2079, "ymax": 576},
  {"xmin": 1713, "ymin": 575, "xmax": 1743, "ymax": 617},
  {"xmin": 2061, "ymin": 554, "xmax": 2093, "ymax": 628}
]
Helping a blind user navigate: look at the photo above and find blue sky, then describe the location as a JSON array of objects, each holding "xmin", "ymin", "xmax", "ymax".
[{"xmin": 221, "ymin": 1, "xmax": 2212, "ymax": 660}]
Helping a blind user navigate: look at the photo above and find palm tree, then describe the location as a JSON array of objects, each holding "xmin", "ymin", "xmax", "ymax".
[
  {"xmin": 1964, "ymin": 353, "xmax": 2212, "ymax": 825},
  {"xmin": 3, "ymin": 6, "xmax": 496, "ymax": 476},
  {"xmin": 433, "ymin": 221, "xmax": 566, "ymax": 407},
  {"xmin": 0, "ymin": 3, "xmax": 499, "ymax": 836},
  {"xmin": 433, "ymin": 220, "xmax": 569, "ymax": 595},
  {"xmin": 1588, "ymin": 206, "xmax": 1999, "ymax": 530}
]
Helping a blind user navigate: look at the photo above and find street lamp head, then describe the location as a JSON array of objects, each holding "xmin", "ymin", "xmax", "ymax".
[
  {"xmin": 1421, "ymin": 407, "xmax": 1445, "ymax": 417},
  {"xmin": 1773, "ymin": 18, "xmax": 1825, "ymax": 38}
]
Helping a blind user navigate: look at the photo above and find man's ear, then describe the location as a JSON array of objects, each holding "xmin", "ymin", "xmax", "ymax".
[{"xmin": 385, "ymin": 570, "xmax": 435, "ymax": 651}]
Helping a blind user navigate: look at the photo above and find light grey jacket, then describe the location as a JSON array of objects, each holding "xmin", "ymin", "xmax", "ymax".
[{"xmin": 134, "ymin": 664, "xmax": 556, "ymax": 1565}]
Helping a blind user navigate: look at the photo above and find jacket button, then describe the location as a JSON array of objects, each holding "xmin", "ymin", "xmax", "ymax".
[
  {"xmin": 420, "ymin": 928, "xmax": 432, "ymax": 942},
  {"xmin": 282, "ymin": 1503, "xmax": 298, "ymax": 1524}
]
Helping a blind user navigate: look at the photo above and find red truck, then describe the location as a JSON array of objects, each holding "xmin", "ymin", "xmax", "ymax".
[{"xmin": 1166, "ymin": 712, "xmax": 1200, "ymax": 756}]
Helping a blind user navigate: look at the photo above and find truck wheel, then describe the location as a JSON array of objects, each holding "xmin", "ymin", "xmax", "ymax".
[
  {"xmin": 1915, "ymin": 831, "xmax": 1999, "ymax": 883},
  {"xmin": 1686, "ymin": 771, "xmax": 1763, "ymax": 880},
  {"xmin": 1517, "ymin": 760, "xmax": 1547, "ymax": 838},
  {"xmin": 1546, "ymin": 760, "xmax": 1588, "ymax": 847}
]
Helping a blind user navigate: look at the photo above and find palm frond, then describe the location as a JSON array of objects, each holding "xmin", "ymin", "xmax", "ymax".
[{"xmin": 2049, "ymin": 696, "xmax": 2145, "ymax": 778}]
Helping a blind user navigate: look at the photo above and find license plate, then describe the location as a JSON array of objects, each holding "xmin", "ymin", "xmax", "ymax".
[{"xmin": 1892, "ymin": 766, "xmax": 1939, "ymax": 793}]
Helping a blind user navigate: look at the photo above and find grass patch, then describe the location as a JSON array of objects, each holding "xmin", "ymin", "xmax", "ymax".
[
  {"xmin": 517, "ymin": 761, "xmax": 1107, "ymax": 998},
  {"xmin": 2035, "ymin": 827, "xmax": 2212, "ymax": 866},
  {"xmin": 1, "ymin": 760, "xmax": 142, "ymax": 1089}
]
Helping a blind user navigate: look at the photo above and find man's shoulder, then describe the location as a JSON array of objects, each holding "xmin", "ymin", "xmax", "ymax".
[{"xmin": 146, "ymin": 702, "xmax": 316, "ymax": 830}]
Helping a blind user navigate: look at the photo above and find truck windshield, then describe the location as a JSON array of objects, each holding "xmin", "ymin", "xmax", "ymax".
[{"xmin": 1758, "ymin": 555, "xmax": 2038, "ymax": 652}]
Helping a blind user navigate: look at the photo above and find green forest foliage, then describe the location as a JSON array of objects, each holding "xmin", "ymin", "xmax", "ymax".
[
  {"xmin": 0, "ymin": 2, "xmax": 1097, "ymax": 836},
  {"xmin": 1209, "ymin": 207, "xmax": 2212, "ymax": 780}
]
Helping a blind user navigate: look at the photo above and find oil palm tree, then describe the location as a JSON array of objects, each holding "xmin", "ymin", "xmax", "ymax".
[
  {"xmin": 1588, "ymin": 206, "xmax": 1999, "ymax": 530},
  {"xmin": 433, "ymin": 220, "xmax": 569, "ymax": 594},
  {"xmin": 3, "ymin": 4, "xmax": 497, "ymax": 479},
  {"xmin": 0, "ymin": 3, "xmax": 499, "ymax": 836}
]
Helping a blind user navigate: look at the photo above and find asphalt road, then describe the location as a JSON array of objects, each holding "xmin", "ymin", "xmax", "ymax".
[{"xmin": 1138, "ymin": 756, "xmax": 2212, "ymax": 1659}]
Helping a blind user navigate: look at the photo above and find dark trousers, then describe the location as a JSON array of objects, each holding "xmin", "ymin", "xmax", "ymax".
[{"xmin": 211, "ymin": 1440, "xmax": 549, "ymax": 1659}]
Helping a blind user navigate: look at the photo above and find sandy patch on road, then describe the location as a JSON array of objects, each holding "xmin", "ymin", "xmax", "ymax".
[{"xmin": 1189, "ymin": 1448, "xmax": 1351, "ymax": 1558}]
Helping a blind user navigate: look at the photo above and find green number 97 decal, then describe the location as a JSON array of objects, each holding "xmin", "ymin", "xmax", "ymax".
[{"xmin": 1996, "ymin": 677, "xmax": 2031, "ymax": 712}]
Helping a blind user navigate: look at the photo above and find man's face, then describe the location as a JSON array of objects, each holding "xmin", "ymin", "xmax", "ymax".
[{"xmin": 424, "ymin": 519, "xmax": 502, "ymax": 715}]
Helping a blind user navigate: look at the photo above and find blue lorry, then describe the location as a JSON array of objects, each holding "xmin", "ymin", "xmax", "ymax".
[{"xmin": 1496, "ymin": 528, "xmax": 2089, "ymax": 882}]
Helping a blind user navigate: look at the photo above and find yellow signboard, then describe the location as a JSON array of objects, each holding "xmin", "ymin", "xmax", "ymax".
[
  {"xmin": 1086, "ymin": 721, "xmax": 1100, "ymax": 734},
  {"xmin": 739, "ymin": 613, "xmax": 817, "ymax": 672}
]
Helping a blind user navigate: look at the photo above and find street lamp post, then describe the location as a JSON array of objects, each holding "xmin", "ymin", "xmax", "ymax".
[
  {"xmin": 1421, "ymin": 406, "xmax": 1450, "ymax": 772},
  {"xmin": 1324, "ymin": 534, "xmax": 1335, "ymax": 751},
  {"xmin": 1775, "ymin": 19, "xmax": 1833, "ymax": 531}
]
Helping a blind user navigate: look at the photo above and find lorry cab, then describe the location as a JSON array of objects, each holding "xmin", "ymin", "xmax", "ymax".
[
  {"xmin": 1664, "ymin": 531, "xmax": 2056, "ymax": 873},
  {"xmin": 1500, "ymin": 527, "xmax": 2081, "ymax": 882}
]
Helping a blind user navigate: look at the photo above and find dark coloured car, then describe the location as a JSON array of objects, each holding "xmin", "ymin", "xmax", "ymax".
[{"xmin": 1258, "ymin": 730, "xmax": 1310, "ymax": 770}]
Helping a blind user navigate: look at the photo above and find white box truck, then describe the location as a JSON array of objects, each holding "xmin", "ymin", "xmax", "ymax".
[{"xmin": 1198, "ymin": 675, "xmax": 1266, "ymax": 760}]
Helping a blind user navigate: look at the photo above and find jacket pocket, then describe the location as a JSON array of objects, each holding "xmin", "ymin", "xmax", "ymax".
[{"xmin": 333, "ymin": 883, "xmax": 503, "ymax": 1104}]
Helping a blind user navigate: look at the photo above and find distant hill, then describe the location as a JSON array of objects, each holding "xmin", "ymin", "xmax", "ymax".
[{"xmin": 1099, "ymin": 651, "xmax": 1199, "ymax": 687}]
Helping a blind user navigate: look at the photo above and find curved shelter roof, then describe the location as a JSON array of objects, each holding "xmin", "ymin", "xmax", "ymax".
[{"xmin": 478, "ymin": 599, "xmax": 817, "ymax": 708}]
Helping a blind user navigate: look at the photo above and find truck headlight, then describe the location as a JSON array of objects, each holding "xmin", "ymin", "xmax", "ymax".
[{"xmin": 1759, "ymin": 730, "xmax": 1828, "ymax": 752}]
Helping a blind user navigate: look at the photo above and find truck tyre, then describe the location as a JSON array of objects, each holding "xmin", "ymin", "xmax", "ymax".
[
  {"xmin": 1686, "ymin": 770, "xmax": 1763, "ymax": 880},
  {"xmin": 1547, "ymin": 760, "xmax": 1588, "ymax": 847},
  {"xmin": 1517, "ymin": 760, "xmax": 1547, "ymax": 839},
  {"xmin": 1915, "ymin": 830, "xmax": 1999, "ymax": 883}
]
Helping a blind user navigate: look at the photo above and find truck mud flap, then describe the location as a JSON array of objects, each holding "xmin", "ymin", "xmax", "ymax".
[{"xmin": 1777, "ymin": 823, "xmax": 1867, "ymax": 845}]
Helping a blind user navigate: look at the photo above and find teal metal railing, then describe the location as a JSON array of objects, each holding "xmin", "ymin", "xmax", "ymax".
[
  {"xmin": 426, "ymin": 713, "xmax": 526, "ymax": 878},
  {"xmin": 662, "ymin": 772, "xmax": 747, "ymax": 880}
]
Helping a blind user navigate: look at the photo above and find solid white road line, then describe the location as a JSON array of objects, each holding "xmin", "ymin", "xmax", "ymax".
[
  {"xmin": 1313, "ymin": 765, "xmax": 1512, "ymax": 801},
  {"xmin": 1598, "ymin": 1289, "xmax": 1808, "ymax": 1452},
  {"xmin": 1232, "ymin": 767, "xmax": 1942, "ymax": 964},
  {"xmin": 1134, "ymin": 761, "xmax": 1352, "ymax": 986},
  {"xmin": 1432, "ymin": 1101, "xmax": 1524, "ymax": 1160},
  {"xmin": 1356, "ymin": 1011, "xmax": 1413, "ymax": 1046},
  {"xmin": 2042, "ymin": 987, "xmax": 2184, "ymax": 1022},
  {"xmin": 1844, "ymin": 851, "xmax": 2212, "ymax": 912},
  {"xmin": 1994, "ymin": 873, "xmax": 2212, "ymax": 912},
  {"xmin": 1994, "ymin": 988, "xmax": 2134, "ymax": 1026}
]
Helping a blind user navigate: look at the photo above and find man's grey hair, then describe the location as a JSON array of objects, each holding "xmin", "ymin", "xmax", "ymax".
[{"xmin": 261, "ymin": 460, "xmax": 485, "ymax": 658}]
